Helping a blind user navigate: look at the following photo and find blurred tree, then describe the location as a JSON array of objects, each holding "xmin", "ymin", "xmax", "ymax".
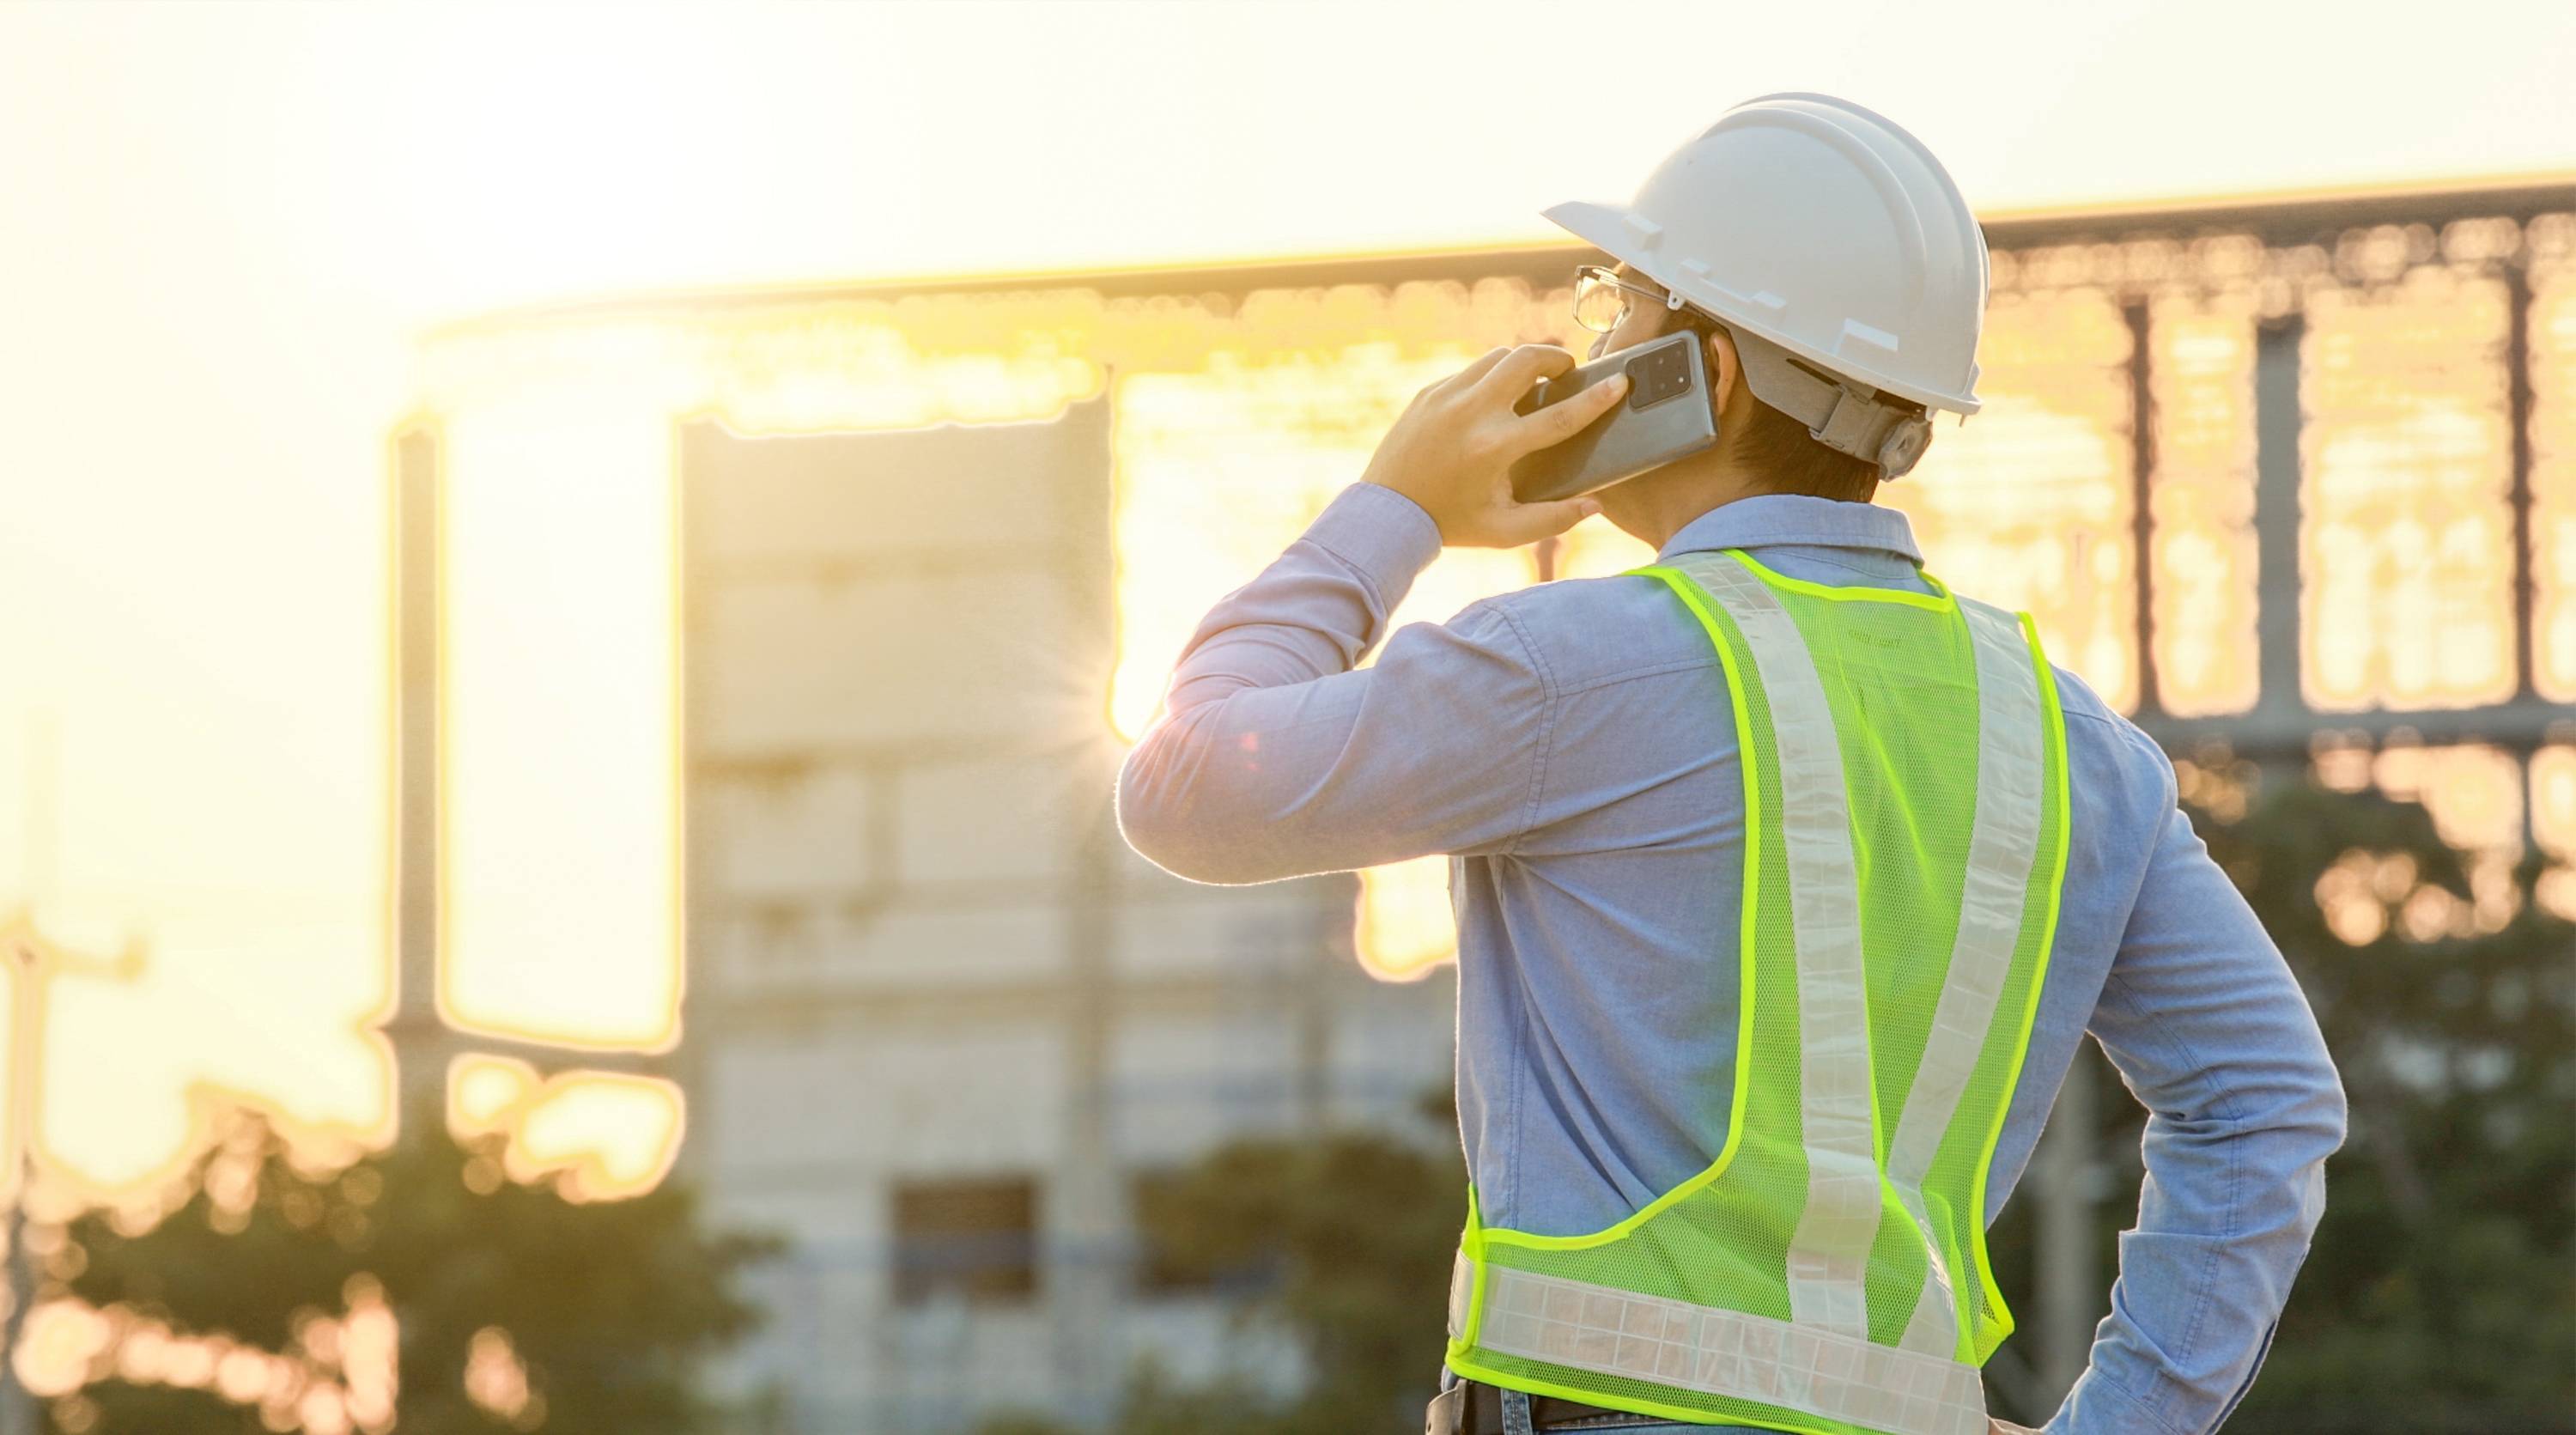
[
  {"xmin": 2177, "ymin": 768, "xmax": 2575, "ymax": 1432},
  {"xmin": 39, "ymin": 1096, "xmax": 782, "ymax": 1435},
  {"xmin": 1981, "ymin": 769, "xmax": 2576, "ymax": 1432},
  {"xmin": 1126, "ymin": 1110, "xmax": 1461, "ymax": 1432},
  {"xmin": 981, "ymin": 1091, "xmax": 1465, "ymax": 1435}
]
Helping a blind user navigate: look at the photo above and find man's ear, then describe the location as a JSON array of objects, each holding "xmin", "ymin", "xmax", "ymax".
[{"xmin": 1704, "ymin": 326, "xmax": 1743, "ymax": 416}]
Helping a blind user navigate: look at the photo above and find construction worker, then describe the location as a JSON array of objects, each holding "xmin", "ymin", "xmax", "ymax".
[{"xmin": 1115, "ymin": 94, "xmax": 2346, "ymax": 1435}]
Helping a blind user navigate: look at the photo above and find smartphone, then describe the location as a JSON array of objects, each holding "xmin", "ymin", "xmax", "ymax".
[{"xmin": 1507, "ymin": 331, "xmax": 1719, "ymax": 503}]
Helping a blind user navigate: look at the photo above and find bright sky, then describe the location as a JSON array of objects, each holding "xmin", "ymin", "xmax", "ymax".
[{"xmin": 0, "ymin": 0, "xmax": 2570, "ymax": 1195}]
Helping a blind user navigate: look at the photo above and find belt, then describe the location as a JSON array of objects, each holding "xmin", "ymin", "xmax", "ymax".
[{"xmin": 1424, "ymin": 1378, "xmax": 1643, "ymax": 1434}]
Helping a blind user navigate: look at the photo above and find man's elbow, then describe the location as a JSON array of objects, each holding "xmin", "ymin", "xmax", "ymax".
[
  {"xmin": 2245, "ymin": 985, "xmax": 2351, "ymax": 1160},
  {"xmin": 2265, "ymin": 1040, "xmax": 2350, "ymax": 1170},
  {"xmin": 2318, "ymin": 1056, "xmax": 2352, "ymax": 1155},
  {"xmin": 2287, "ymin": 1047, "xmax": 2349, "ymax": 1243},
  {"xmin": 2291, "ymin": 1021, "xmax": 2352, "ymax": 1158},
  {"xmin": 1114, "ymin": 730, "xmax": 1284, "ymax": 886},
  {"xmin": 1115, "ymin": 781, "xmax": 1231, "ymax": 884}
]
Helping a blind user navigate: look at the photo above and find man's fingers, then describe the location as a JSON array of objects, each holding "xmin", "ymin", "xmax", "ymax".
[
  {"xmin": 1503, "ymin": 371, "xmax": 1629, "ymax": 454},
  {"xmin": 1445, "ymin": 344, "xmax": 1519, "ymax": 392},
  {"xmin": 1466, "ymin": 343, "xmax": 1579, "ymax": 407}
]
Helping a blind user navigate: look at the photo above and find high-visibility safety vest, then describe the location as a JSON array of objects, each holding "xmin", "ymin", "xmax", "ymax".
[{"xmin": 1444, "ymin": 549, "xmax": 2073, "ymax": 1435}]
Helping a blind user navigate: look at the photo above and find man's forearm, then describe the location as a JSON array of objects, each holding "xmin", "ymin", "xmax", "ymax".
[
  {"xmin": 1159, "ymin": 481, "xmax": 1442, "ymax": 714},
  {"xmin": 1115, "ymin": 483, "xmax": 1552, "ymax": 885},
  {"xmin": 1118, "ymin": 342, "xmax": 1620, "ymax": 884}
]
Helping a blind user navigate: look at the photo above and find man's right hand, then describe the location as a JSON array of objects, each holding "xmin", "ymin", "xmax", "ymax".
[{"xmin": 1358, "ymin": 344, "xmax": 1626, "ymax": 549}]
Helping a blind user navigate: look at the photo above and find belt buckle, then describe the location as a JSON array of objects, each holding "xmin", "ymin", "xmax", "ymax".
[{"xmin": 1424, "ymin": 1383, "xmax": 1467, "ymax": 1435}]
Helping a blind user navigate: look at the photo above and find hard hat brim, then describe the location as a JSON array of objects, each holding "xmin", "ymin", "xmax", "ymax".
[{"xmin": 1540, "ymin": 198, "xmax": 1983, "ymax": 417}]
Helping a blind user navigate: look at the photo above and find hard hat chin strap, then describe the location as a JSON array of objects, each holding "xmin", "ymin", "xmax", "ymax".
[{"xmin": 1721, "ymin": 324, "xmax": 1936, "ymax": 480}]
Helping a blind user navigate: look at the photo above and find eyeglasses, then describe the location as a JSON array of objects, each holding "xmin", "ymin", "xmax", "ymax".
[{"xmin": 1571, "ymin": 263, "xmax": 1682, "ymax": 334}]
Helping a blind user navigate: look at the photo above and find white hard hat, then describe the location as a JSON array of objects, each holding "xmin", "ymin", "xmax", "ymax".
[{"xmin": 1542, "ymin": 93, "xmax": 1990, "ymax": 476}]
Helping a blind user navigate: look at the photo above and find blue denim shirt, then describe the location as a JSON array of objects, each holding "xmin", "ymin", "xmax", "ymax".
[{"xmin": 1117, "ymin": 483, "xmax": 2348, "ymax": 1434}]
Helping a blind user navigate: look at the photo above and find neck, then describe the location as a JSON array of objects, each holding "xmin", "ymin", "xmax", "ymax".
[{"xmin": 1607, "ymin": 465, "xmax": 1770, "ymax": 550}]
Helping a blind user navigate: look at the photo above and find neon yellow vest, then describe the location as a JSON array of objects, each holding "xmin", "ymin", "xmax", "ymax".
[{"xmin": 1444, "ymin": 549, "xmax": 2073, "ymax": 1435}]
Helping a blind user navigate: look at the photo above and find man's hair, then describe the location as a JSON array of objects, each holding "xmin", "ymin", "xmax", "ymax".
[
  {"xmin": 1730, "ymin": 393, "xmax": 1887, "ymax": 503},
  {"xmin": 1668, "ymin": 308, "xmax": 1926, "ymax": 504}
]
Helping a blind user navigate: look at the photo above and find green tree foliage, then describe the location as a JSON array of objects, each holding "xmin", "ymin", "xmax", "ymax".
[
  {"xmin": 982, "ymin": 1092, "xmax": 1467, "ymax": 1435},
  {"xmin": 2184, "ymin": 772, "xmax": 2575, "ymax": 1432},
  {"xmin": 46, "ymin": 1096, "xmax": 782, "ymax": 1435},
  {"xmin": 1127, "ymin": 1114, "xmax": 1463, "ymax": 1432},
  {"xmin": 1980, "ymin": 770, "xmax": 2575, "ymax": 1432}
]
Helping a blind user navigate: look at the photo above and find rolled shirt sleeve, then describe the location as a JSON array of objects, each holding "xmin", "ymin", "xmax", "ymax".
[
  {"xmin": 2050, "ymin": 750, "xmax": 2349, "ymax": 1435},
  {"xmin": 1115, "ymin": 481, "xmax": 1558, "ymax": 885}
]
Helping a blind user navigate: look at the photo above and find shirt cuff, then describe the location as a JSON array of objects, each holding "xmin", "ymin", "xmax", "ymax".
[
  {"xmin": 1302, "ymin": 482, "xmax": 1445, "ymax": 610},
  {"xmin": 2045, "ymin": 1366, "xmax": 2194, "ymax": 1435}
]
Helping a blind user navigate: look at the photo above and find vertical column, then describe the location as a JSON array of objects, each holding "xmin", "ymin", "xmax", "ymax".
[
  {"xmin": 2506, "ymin": 256, "xmax": 2542, "ymax": 857},
  {"xmin": 2253, "ymin": 319, "xmax": 2307, "ymax": 745},
  {"xmin": 1051, "ymin": 396, "xmax": 1123, "ymax": 1426},
  {"xmin": 390, "ymin": 427, "xmax": 447, "ymax": 1132},
  {"xmin": 2507, "ymin": 257, "xmax": 2540, "ymax": 702},
  {"xmin": 1294, "ymin": 884, "xmax": 1340, "ymax": 1130},
  {"xmin": 2126, "ymin": 302, "xmax": 2162, "ymax": 721},
  {"xmin": 671, "ymin": 421, "xmax": 718, "ymax": 1184}
]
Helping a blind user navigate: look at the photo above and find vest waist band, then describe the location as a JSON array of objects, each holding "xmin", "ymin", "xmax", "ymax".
[{"xmin": 1458, "ymin": 1256, "xmax": 1990, "ymax": 1435}]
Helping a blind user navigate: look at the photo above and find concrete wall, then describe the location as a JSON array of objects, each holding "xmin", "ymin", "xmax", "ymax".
[{"xmin": 678, "ymin": 398, "xmax": 1454, "ymax": 1433}]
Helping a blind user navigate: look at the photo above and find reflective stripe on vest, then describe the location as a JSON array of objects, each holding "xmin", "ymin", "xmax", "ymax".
[
  {"xmin": 1444, "ymin": 550, "xmax": 2072, "ymax": 1435},
  {"xmin": 1468, "ymin": 1263, "xmax": 1988, "ymax": 1435},
  {"xmin": 1680, "ymin": 553, "xmax": 1882, "ymax": 1341},
  {"xmin": 1890, "ymin": 596, "xmax": 2047, "ymax": 1359}
]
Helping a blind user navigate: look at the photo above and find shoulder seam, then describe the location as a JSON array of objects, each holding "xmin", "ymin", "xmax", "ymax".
[
  {"xmin": 1498, "ymin": 572, "xmax": 1729, "ymax": 699},
  {"xmin": 1473, "ymin": 575, "xmax": 1724, "ymax": 700},
  {"xmin": 1556, "ymin": 654, "xmax": 1726, "ymax": 698}
]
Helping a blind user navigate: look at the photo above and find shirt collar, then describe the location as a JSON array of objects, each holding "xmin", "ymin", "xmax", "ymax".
[{"xmin": 1654, "ymin": 494, "xmax": 1923, "ymax": 567}]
